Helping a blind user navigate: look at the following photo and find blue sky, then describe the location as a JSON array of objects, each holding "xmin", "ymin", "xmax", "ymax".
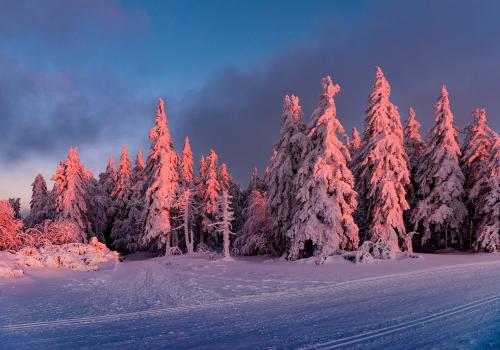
[{"xmin": 0, "ymin": 0, "xmax": 499, "ymax": 207}]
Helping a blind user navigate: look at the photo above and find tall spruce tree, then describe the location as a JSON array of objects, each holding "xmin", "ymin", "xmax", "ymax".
[
  {"xmin": 411, "ymin": 86, "xmax": 466, "ymax": 249},
  {"xmin": 110, "ymin": 146, "xmax": 132, "ymax": 251},
  {"xmin": 199, "ymin": 149, "xmax": 220, "ymax": 246},
  {"xmin": 26, "ymin": 174, "xmax": 51, "ymax": 227},
  {"xmin": 353, "ymin": 67, "xmax": 411, "ymax": 258},
  {"xmin": 117, "ymin": 151, "xmax": 147, "ymax": 253},
  {"xmin": 469, "ymin": 136, "xmax": 499, "ymax": 252},
  {"xmin": 141, "ymin": 98, "xmax": 179, "ymax": 254},
  {"xmin": 179, "ymin": 136, "xmax": 194, "ymax": 186},
  {"xmin": 286, "ymin": 76, "xmax": 359, "ymax": 260},
  {"xmin": 51, "ymin": 147, "xmax": 89, "ymax": 242},
  {"xmin": 404, "ymin": 107, "xmax": 425, "ymax": 176},
  {"xmin": 461, "ymin": 108, "xmax": 498, "ymax": 248},
  {"xmin": 266, "ymin": 95, "xmax": 307, "ymax": 254}
]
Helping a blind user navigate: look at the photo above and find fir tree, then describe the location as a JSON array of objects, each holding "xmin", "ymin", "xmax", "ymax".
[
  {"xmin": 8, "ymin": 198, "xmax": 21, "ymax": 220},
  {"xmin": 110, "ymin": 146, "xmax": 132, "ymax": 251},
  {"xmin": 179, "ymin": 136, "xmax": 194, "ymax": 186},
  {"xmin": 218, "ymin": 163, "xmax": 232, "ymax": 192},
  {"xmin": 90, "ymin": 157, "xmax": 116, "ymax": 244},
  {"xmin": 461, "ymin": 108, "xmax": 496, "ymax": 186},
  {"xmin": 0, "ymin": 200, "xmax": 24, "ymax": 250},
  {"xmin": 199, "ymin": 155, "xmax": 206, "ymax": 180},
  {"xmin": 461, "ymin": 108, "xmax": 497, "ymax": 248},
  {"xmin": 117, "ymin": 151, "xmax": 147, "ymax": 253},
  {"xmin": 348, "ymin": 127, "xmax": 361, "ymax": 155},
  {"xmin": 199, "ymin": 149, "xmax": 220, "ymax": 246},
  {"xmin": 469, "ymin": 136, "xmax": 500, "ymax": 252},
  {"xmin": 411, "ymin": 86, "xmax": 466, "ymax": 249},
  {"xmin": 404, "ymin": 107, "xmax": 425, "ymax": 175},
  {"xmin": 353, "ymin": 67, "xmax": 411, "ymax": 258},
  {"xmin": 26, "ymin": 174, "xmax": 51, "ymax": 227},
  {"xmin": 51, "ymin": 147, "xmax": 89, "ymax": 242},
  {"xmin": 141, "ymin": 98, "xmax": 179, "ymax": 254},
  {"xmin": 287, "ymin": 76, "xmax": 359, "ymax": 260},
  {"xmin": 266, "ymin": 95, "xmax": 307, "ymax": 254},
  {"xmin": 235, "ymin": 188, "xmax": 276, "ymax": 256}
]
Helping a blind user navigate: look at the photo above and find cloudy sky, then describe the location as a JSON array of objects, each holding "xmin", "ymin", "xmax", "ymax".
[{"xmin": 1, "ymin": 0, "xmax": 499, "ymax": 208}]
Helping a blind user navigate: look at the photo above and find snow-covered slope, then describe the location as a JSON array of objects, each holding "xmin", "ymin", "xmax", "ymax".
[{"xmin": 1, "ymin": 253, "xmax": 499, "ymax": 349}]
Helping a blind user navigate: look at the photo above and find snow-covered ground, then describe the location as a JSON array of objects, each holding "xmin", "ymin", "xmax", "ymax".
[{"xmin": 1, "ymin": 252, "xmax": 500, "ymax": 349}]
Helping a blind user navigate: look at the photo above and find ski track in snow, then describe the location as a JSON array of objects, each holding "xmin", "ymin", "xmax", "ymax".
[
  {"xmin": 1, "ymin": 256, "xmax": 500, "ymax": 349},
  {"xmin": 301, "ymin": 295, "xmax": 500, "ymax": 349}
]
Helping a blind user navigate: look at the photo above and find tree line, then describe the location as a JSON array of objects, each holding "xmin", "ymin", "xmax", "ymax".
[{"xmin": 1, "ymin": 67, "xmax": 498, "ymax": 261}]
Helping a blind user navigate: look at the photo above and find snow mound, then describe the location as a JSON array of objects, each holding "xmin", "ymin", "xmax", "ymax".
[
  {"xmin": 13, "ymin": 237, "xmax": 120, "ymax": 273},
  {"xmin": 343, "ymin": 241, "xmax": 396, "ymax": 264},
  {"xmin": 0, "ymin": 266, "xmax": 23, "ymax": 278}
]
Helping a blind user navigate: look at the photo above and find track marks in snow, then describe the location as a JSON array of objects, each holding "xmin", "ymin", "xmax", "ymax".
[
  {"xmin": 2, "ymin": 259, "xmax": 500, "ymax": 333},
  {"xmin": 300, "ymin": 294, "xmax": 500, "ymax": 349}
]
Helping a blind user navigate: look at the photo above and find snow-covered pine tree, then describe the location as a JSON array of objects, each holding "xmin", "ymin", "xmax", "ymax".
[
  {"xmin": 248, "ymin": 167, "xmax": 267, "ymax": 193},
  {"xmin": 348, "ymin": 127, "xmax": 361, "ymax": 155},
  {"xmin": 404, "ymin": 107, "xmax": 425, "ymax": 176},
  {"xmin": 353, "ymin": 67, "xmax": 411, "ymax": 258},
  {"xmin": 411, "ymin": 86, "xmax": 466, "ymax": 249},
  {"xmin": 51, "ymin": 147, "xmax": 90, "ymax": 242},
  {"xmin": 199, "ymin": 155, "xmax": 206, "ymax": 180},
  {"xmin": 110, "ymin": 146, "xmax": 132, "ymax": 251},
  {"xmin": 461, "ymin": 108, "xmax": 498, "ymax": 248},
  {"xmin": 218, "ymin": 163, "xmax": 232, "ymax": 192},
  {"xmin": 112, "ymin": 146, "xmax": 132, "ymax": 199},
  {"xmin": 286, "ymin": 76, "xmax": 359, "ymax": 260},
  {"xmin": 462, "ymin": 108, "xmax": 497, "ymax": 187},
  {"xmin": 8, "ymin": 198, "xmax": 21, "ymax": 219},
  {"xmin": 131, "ymin": 151, "xmax": 145, "ymax": 184},
  {"xmin": 0, "ymin": 200, "xmax": 24, "ymax": 250},
  {"xmin": 210, "ymin": 190, "xmax": 235, "ymax": 260},
  {"xmin": 266, "ymin": 95, "xmax": 307, "ymax": 255},
  {"xmin": 26, "ymin": 174, "xmax": 51, "ymax": 227},
  {"xmin": 199, "ymin": 149, "xmax": 220, "ymax": 247},
  {"xmin": 235, "ymin": 188, "xmax": 276, "ymax": 256},
  {"xmin": 179, "ymin": 136, "xmax": 194, "ymax": 186},
  {"xmin": 116, "ymin": 151, "xmax": 147, "ymax": 253},
  {"xmin": 469, "ymin": 136, "xmax": 500, "ymax": 252},
  {"xmin": 141, "ymin": 98, "xmax": 179, "ymax": 254},
  {"xmin": 91, "ymin": 157, "xmax": 116, "ymax": 244},
  {"xmin": 403, "ymin": 107, "xmax": 426, "ymax": 219}
]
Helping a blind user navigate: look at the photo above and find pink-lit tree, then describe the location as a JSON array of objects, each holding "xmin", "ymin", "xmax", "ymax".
[
  {"xmin": 199, "ymin": 149, "xmax": 220, "ymax": 247},
  {"xmin": 348, "ymin": 127, "xmax": 361, "ymax": 155},
  {"xmin": 179, "ymin": 136, "xmax": 194, "ymax": 186},
  {"xmin": 353, "ymin": 67, "xmax": 411, "ymax": 258},
  {"xmin": 461, "ymin": 108, "xmax": 498, "ymax": 249},
  {"xmin": 0, "ymin": 200, "xmax": 23, "ymax": 250},
  {"xmin": 235, "ymin": 188, "xmax": 276, "ymax": 256},
  {"xmin": 51, "ymin": 147, "xmax": 89, "ymax": 242},
  {"xmin": 141, "ymin": 98, "xmax": 179, "ymax": 254},
  {"xmin": 411, "ymin": 86, "xmax": 466, "ymax": 249},
  {"xmin": 287, "ymin": 76, "xmax": 359, "ymax": 260},
  {"xmin": 404, "ymin": 107, "xmax": 425, "ymax": 176}
]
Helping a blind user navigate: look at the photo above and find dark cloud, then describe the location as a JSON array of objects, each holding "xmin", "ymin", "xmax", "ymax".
[
  {"xmin": 176, "ymin": 0, "xmax": 500, "ymax": 184},
  {"xmin": 0, "ymin": 0, "xmax": 149, "ymax": 46},
  {"xmin": 1, "ymin": 0, "xmax": 499, "ymax": 192},
  {"xmin": 0, "ymin": 57, "xmax": 153, "ymax": 162}
]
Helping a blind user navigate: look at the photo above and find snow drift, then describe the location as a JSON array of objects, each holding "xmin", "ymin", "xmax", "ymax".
[{"xmin": 1, "ymin": 237, "xmax": 120, "ymax": 278}]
